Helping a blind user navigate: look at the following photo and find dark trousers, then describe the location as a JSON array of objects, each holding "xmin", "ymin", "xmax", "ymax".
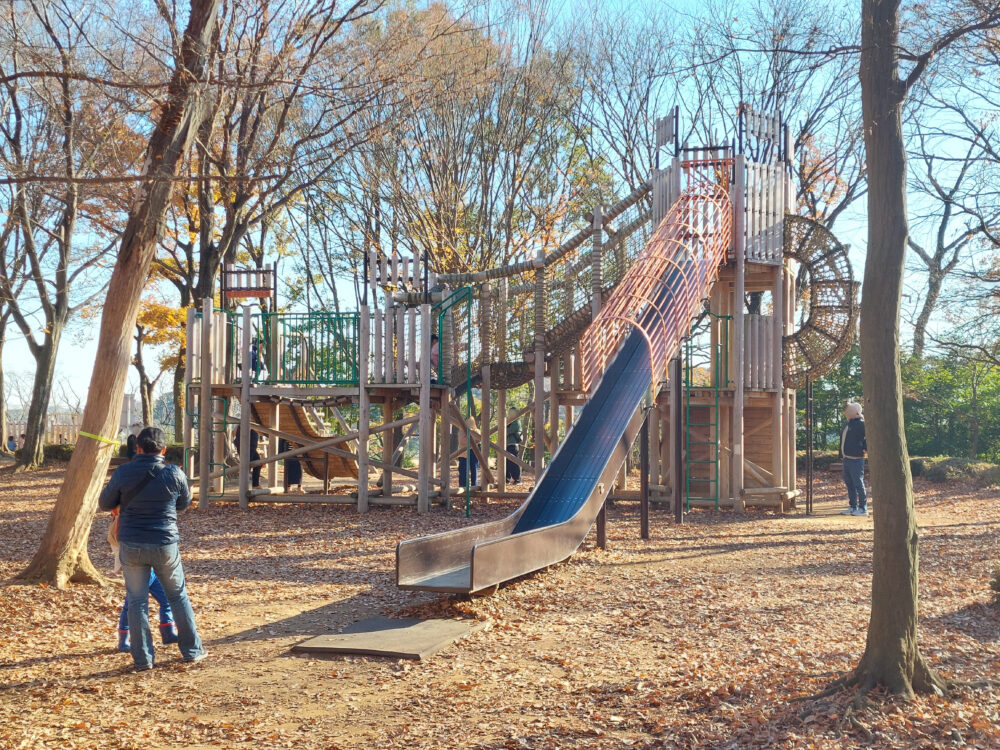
[
  {"xmin": 506, "ymin": 443, "xmax": 521, "ymax": 482},
  {"xmin": 843, "ymin": 457, "xmax": 866, "ymax": 509},
  {"xmin": 457, "ymin": 451, "xmax": 479, "ymax": 488}
]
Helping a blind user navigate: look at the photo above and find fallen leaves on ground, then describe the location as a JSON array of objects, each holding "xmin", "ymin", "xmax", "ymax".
[{"xmin": 0, "ymin": 462, "xmax": 998, "ymax": 749}]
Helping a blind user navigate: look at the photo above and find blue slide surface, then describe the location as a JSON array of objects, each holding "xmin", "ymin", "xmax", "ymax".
[{"xmin": 396, "ymin": 262, "xmax": 692, "ymax": 594}]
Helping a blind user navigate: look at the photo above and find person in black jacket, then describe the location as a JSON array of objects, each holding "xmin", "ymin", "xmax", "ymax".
[{"xmin": 840, "ymin": 401, "xmax": 868, "ymax": 516}]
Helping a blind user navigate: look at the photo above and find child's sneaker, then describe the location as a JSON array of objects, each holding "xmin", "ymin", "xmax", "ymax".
[
  {"xmin": 117, "ymin": 629, "xmax": 131, "ymax": 653},
  {"xmin": 840, "ymin": 508, "xmax": 855, "ymax": 515},
  {"xmin": 159, "ymin": 621, "xmax": 179, "ymax": 645},
  {"xmin": 852, "ymin": 507, "xmax": 869, "ymax": 516}
]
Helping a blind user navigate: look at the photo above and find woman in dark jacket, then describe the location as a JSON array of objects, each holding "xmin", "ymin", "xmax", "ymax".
[{"xmin": 840, "ymin": 402, "xmax": 868, "ymax": 516}]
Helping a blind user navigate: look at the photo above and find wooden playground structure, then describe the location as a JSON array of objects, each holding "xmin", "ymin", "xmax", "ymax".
[{"xmin": 182, "ymin": 107, "xmax": 856, "ymax": 517}]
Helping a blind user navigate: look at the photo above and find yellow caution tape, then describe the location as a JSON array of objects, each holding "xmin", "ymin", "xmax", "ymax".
[{"xmin": 78, "ymin": 431, "xmax": 119, "ymax": 446}]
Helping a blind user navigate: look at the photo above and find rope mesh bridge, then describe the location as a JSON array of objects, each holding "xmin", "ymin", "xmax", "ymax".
[{"xmin": 581, "ymin": 165, "xmax": 734, "ymax": 391}]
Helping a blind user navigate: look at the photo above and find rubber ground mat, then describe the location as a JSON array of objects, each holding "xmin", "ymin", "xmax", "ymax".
[{"xmin": 291, "ymin": 616, "xmax": 490, "ymax": 660}]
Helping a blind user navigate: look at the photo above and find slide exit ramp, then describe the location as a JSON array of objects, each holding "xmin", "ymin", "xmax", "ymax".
[{"xmin": 397, "ymin": 165, "xmax": 734, "ymax": 594}]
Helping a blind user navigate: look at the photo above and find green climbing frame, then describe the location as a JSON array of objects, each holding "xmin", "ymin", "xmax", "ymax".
[{"xmin": 684, "ymin": 312, "xmax": 731, "ymax": 510}]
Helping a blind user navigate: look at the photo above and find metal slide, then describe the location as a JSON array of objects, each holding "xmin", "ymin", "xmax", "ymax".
[
  {"xmin": 396, "ymin": 327, "xmax": 652, "ymax": 594},
  {"xmin": 396, "ymin": 170, "xmax": 732, "ymax": 594}
]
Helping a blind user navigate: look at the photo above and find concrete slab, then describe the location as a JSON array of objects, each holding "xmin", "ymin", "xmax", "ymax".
[{"xmin": 291, "ymin": 616, "xmax": 490, "ymax": 660}]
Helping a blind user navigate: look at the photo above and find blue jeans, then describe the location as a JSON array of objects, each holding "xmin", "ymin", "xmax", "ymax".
[
  {"xmin": 119, "ymin": 571, "xmax": 172, "ymax": 630},
  {"xmin": 843, "ymin": 457, "xmax": 867, "ymax": 510},
  {"xmin": 120, "ymin": 542, "xmax": 204, "ymax": 668},
  {"xmin": 457, "ymin": 451, "xmax": 479, "ymax": 488}
]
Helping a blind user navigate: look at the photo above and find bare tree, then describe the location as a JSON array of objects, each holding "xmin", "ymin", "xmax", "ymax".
[
  {"xmin": 839, "ymin": 0, "xmax": 1000, "ymax": 700},
  {"xmin": 905, "ymin": 121, "xmax": 1000, "ymax": 358},
  {"xmin": 686, "ymin": 0, "xmax": 866, "ymax": 228},
  {"xmin": 17, "ymin": 0, "xmax": 222, "ymax": 586},
  {"xmin": 147, "ymin": 0, "xmax": 397, "ymax": 436},
  {"xmin": 0, "ymin": 0, "xmax": 136, "ymax": 469},
  {"xmin": 563, "ymin": 2, "xmax": 685, "ymax": 193},
  {"xmin": 315, "ymin": 1, "xmax": 592, "ymax": 286}
]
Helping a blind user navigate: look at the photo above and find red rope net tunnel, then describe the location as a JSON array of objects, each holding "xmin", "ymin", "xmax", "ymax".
[{"xmin": 581, "ymin": 162, "xmax": 734, "ymax": 391}]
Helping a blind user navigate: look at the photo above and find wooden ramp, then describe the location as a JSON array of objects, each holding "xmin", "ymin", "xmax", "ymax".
[{"xmin": 250, "ymin": 402, "xmax": 357, "ymax": 480}]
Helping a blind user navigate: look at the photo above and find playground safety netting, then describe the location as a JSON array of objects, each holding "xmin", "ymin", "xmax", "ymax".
[{"xmin": 443, "ymin": 183, "xmax": 653, "ymax": 385}]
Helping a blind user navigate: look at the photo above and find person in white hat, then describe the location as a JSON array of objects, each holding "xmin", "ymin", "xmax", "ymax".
[{"xmin": 840, "ymin": 401, "xmax": 868, "ymax": 516}]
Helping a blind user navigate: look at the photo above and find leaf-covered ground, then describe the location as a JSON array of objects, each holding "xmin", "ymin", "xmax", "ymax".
[{"xmin": 1, "ymin": 461, "xmax": 998, "ymax": 749}]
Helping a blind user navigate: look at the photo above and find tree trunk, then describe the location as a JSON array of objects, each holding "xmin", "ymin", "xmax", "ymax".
[
  {"xmin": 969, "ymin": 376, "xmax": 979, "ymax": 459},
  {"xmin": 852, "ymin": 0, "xmax": 946, "ymax": 698},
  {"xmin": 16, "ymin": 0, "xmax": 221, "ymax": 588},
  {"xmin": 911, "ymin": 268, "xmax": 943, "ymax": 360},
  {"xmin": 133, "ymin": 328, "xmax": 154, "ymax": 425},
  {"xmin": 17, "ymin": 324, "xmax": 63, "ymax": 470},
  {"xmin": 174, "ymin": 353, "xmax": 186, "ymax": 445},
  {"xmin": 0, "ymin": 319, "xmax": 7, "ymax": 452}
]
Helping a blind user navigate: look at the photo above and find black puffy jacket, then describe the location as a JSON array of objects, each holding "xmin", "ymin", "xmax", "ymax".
[{"xmin": 840, "ymin": 418, "xmax": 867, "ymax": 459}]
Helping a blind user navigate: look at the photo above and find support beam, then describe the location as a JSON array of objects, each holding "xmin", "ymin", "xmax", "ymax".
[
  {"xmin": 640, "ymin": 406, "xmax": 650, "ymax": 540},
  {"xmin": 481, "ymin": 364, "xmax": 491, "ymax": 490},
  {"xmin": 238, "ymin": 306, "xmax": 252, "ymax": 511},
  {"xmin": 198, "ymin": 298, "xmax": 213, "ymax": 508},
  {"xmin": 497, "ymin": 388, "xmax": 507, "ymax": 493},
  {"xmin": 358, "ymin": 306, "xmax": 370, "ymax": 512},
  {"xmin": 731, "ymin": 155, "xmax": 746, "ymax": 513},
  {"xmin": 439, "ymin": 388, "xmax": 451, "ymax": 507},
  {"xmin": 671, "ymin": 355, "xmax": 683, "ymax": 524},
  {"xmin": 417, "ymin": 303, "xmax": 431, "ymax": 512}
]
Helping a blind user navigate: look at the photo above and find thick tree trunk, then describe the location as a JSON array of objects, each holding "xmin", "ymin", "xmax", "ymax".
[
  {"xmin": 16, "ymin": 0, "xmax": 221, "ymax": 587},
  {"xmin": 853, "ymin": 0, "xmax": 946, "ymax": 698},
  {"xmin": 17, "ymin": 326, "xmax": 63, "ymax": 470}
]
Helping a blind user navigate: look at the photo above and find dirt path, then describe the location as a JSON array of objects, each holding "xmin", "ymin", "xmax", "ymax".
[{"xmin": 1, "ymin": 463, "xmax": 998, "ymax": 749}]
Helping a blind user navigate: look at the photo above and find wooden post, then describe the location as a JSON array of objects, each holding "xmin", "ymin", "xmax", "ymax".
[
  {"xmin": 596, "ymin": 502, "xmax": 607, "ymax": 550},
  {"xmin": 533, "ymin": 349, "xmax": 545, "ymax": 479},
  {"xmin": 395, "ymin": 307, "xmax": 405, "ymax": 383},
  {"xmin": 533, "ymin": 245, "xmax": 546, "ymax": 479},
  {"xmin": 480, "ymin": 283, "xmax": 492, "ymax": 490},
  {"xmin": 267, "ymin": 402, "xmax": 279, "ymax": 489},
  {"xmin": 439, "ymin": 388, "xmax": 451, "ymax": 508},
  {"xmin": 238, "ymin": 305, "xmax": 252, "ymax": 511},
  {"xmin": 417, "ymin": 304, "xmax": 431, "ymax": 512},
  {"xmin": 357, "ymin": 306, "xmax": 370, "ymax": 512},
  {"xmin": 640, "ymin": 406, "xmax": 650, "ymax": 540},
  {"xmin": 381, "ymin": 397, "xmax": 393, "ymax": 497},
  {"xmin": 384, "ymin": 295, "xmax": 393, "ymax": 382},
  {"xmin": 198, "ymin": 298, "xmax": 213, "ymax": 509},
  {"xmin": 671, "ymin": 355, "xmax": 683, "ymax": 523},
  {"xmin": 407, "ymin": 307, "xmax": 417, "ymax": 384},
  {"xmin": 732, "ymin": 155, "xmax": 746, "ymax": 512},
  {"xmin": 481, "ymin": 364, "xmax": 491, "ymax": 490},
  {"xmin": 184, "ymin": 307, "xmax": 196, "ymax": 478},
  {"xmin": 548, "ymin": 384, "xmax": 558, "ymax": 472},
  {"xmin": 374, "ymin": 309, "xmax": 383, "ymax": 383},
  {"xmin": 591, "ymin": 204, "xmax": 603, "ymax": 318},
  {"xmin": 497, "ymin": 388, "xmax": 507, "ymax": 492}
]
